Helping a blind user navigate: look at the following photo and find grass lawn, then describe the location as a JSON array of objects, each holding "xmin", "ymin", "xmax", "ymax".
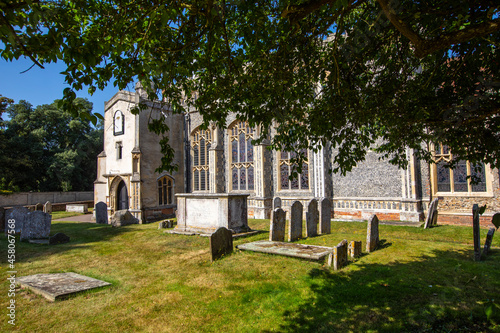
[{"xmin": 1, "ymin": 219, "xmax": 499, "ymax": 332}]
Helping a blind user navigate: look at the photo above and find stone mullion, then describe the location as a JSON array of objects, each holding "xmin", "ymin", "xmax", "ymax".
[{"xmin": 209, "ymin": 126, "xmax": 224, "ymax": 193}]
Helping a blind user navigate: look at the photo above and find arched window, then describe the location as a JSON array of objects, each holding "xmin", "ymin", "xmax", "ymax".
[
  {"xmin": 192, "ymin": 128, "xmax": 212, "ymax": 191},
  {"xmin": 279, "ymin": 149, "xmax": 309, "ymax": 190},
  {"xmin": 113, "ymin": 111, "xmax": 124, "ymax": 136},
  {"xmin": 433, "ymin": 143, "xmax": 488, "ymax": 194},
  {"xmin": 158, "ymin": 176, "xmax": 174, "ymax": 205},
  {"xmin": 229, "ymin": 121, "xmax": 255, "ymax": 191}
]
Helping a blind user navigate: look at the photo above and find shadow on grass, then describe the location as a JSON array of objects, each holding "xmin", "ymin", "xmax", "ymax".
[
  {"xmin": 0, "ymin": 222, "xmax": 135, "ymax": 263},
  {"xmin": 265, "ymin": 249, "xmax": 500, "ymax": 333}
]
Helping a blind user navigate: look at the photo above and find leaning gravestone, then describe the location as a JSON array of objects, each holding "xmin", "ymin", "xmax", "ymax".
[
  {"xmin": 472, "ymin": 204, "xmax": 481, "ymax": 261},
  {"xmin": 20, "ymin": 211, "xmax": 51, "ymax": 241},
  {"xmin": 366, "ymin": 214, "xmax": 379, "ymax": 253},
  {"xmin": 95, "ymin": 202, "xmax": 108, "ymax": 224},
  {"xmin": 482, "ymin": 228, "xmax": 495, "ymax": 257},
  {"xmin": 210, "ymin": 227, "xmax": 233, "ymax": 261},
  {"xmin": 5, "ymin": 206, "xmax": 30, "ymax": 234},
  {"xmin": 424, "ymin": 198, "xmax": 439, "ymax": 229},
  {"xmin": 270, "ymin": 208, "xmax": 286, "ymax": 241},
  {"xmin": 348, "ymin": 241, "xmax": 362, "ymax": 258},
  {"xmin": 319, "ymin": 197, "xmax": 331, "ymax": 234},
  {"xmin": 110, "ymin": 210, "xmax": 139, "ymax": 227},
  {"xmin": 35, "ymin": 203, "xmax": 43, "ymax": 211},
  {"xmin": 306, "ymin": 199, "xmax": 319, "ymax": 238},
  {"xmin": 43, "ymin": 201, "xmax": 52, "ymax": 214},
  {"xmin": 328, "ymin": 239, "xmax": 348, "ymax": 270},
  {"xmin": 288, "ymin": 201, "xmax": 303, "ymax": 242}
]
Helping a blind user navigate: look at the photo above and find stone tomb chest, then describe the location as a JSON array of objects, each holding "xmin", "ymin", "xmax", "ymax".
[{"xmin": 175, "ymin": 193, "xmax": 250, "ymax": 234}]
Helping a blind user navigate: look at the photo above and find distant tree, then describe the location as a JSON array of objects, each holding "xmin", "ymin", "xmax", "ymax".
[{"xmin": 1, "ymin": 98, "xmax": 103, "ymax": 192}]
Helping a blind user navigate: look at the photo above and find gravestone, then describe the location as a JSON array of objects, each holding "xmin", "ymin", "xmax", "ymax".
[
  {"xmin": 270, "ymin": 208, "xmax": 286, "ymax": 242},
  {"xmin": 319, "ymin": 197, "xmax": 331, "ymax": 234},
  {"xmin": 158, "ymin": 221, "xmax": 167, "ymax": 229},
  {"xmin": 328, "ymin": 239, "xmax": 348, "ymax": 270},
  {"xmin": 271, "ymin": 197, "xmax": 282, "ymax": 223},
  {"xmin": 210, "ymin": 227, "xmax": 233, "ymax": 261},
  {"xmin": 66, "ymin": 204, "xmax": 88, "ymax": 213},
  {"xmin": 366, "ymin": 214, "xmax": 379, "ymax": 253},
  {"xmin": 35, "ymin": 203, "xmax": 43, "ymax": 211},
  {"xmin": 95, "ymin": 202, "xmax": 108, "ymax": 224},
  {"xmin": 20, "ymin": 211, "xmax": 51, "ymax": 241},
  {"xmin": 5, "ymin": 206, "xmax": 30, "ymax": 234},
  {"xmin": 0, "ymin": 207, "xmax": 5, "ymax": 232},
  {"xmin": 273, "ymin": 197, "xmax": 282, "ymax": 210},
  {"xmin": 166, "ymin": 219, "xmax": 174, "ymax": 228},
  {"xmin": 482, "ymin": 228, "xmax": 495, "ymax": 257},
  {"xmin": 472, "ymin": 204, "xmax": 481, "ymax": 261},
  {"xmin": 43, "ymin": 201, "xmax": 52, "ymax": 214},
  {"xmin": 348, "ymin": 241, "xmax": 362, "ymax": 258},
  {"xmin": 424, "ymin": 198, "xmax": 439, "ymax": 229},
  {"xmin": 306, "ymin": 199, "xmax": 318, "ymax": 238},
  {"xmin": 49, "ymin": 232, "xmax": 70, "ymax": 245},
  {"xmin": 288, "ymin": 201, "xmax": 303, "ymax": 242},
  {"xmin": 16, "ymin": 272, "xmax": 111, "ymax": 302},
  {"xmin": 110, "ymin": 210, "xmax": 139, "ymax": 227}
]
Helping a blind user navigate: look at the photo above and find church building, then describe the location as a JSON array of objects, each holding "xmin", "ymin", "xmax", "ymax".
[{"xmin": 94, "ymin": 83, "xmax": 500, "ymax": 227}]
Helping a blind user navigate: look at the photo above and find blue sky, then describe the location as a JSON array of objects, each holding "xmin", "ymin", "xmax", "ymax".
[{"xmin": 0, "ymin": 57, "xmax": 134, "ymax": 116}]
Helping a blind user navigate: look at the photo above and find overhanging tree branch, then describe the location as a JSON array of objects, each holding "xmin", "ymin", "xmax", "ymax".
[{"xmin": 376, "ymin": 0, "xmax": 500, "ymax": 58}]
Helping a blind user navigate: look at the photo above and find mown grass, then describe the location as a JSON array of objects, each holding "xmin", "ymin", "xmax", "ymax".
[{"xmin": 1, "ymin": 219, "xmax": 499, "ymax": 332}]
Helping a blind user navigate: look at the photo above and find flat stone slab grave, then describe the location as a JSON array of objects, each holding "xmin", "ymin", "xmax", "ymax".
[
  {"xmin": 237, "ymin": 240, "xmax": 333, "ymax": 261},
  {"xmin": 16, "ymin": 272, "xmax": 111, "ymax": 302}
]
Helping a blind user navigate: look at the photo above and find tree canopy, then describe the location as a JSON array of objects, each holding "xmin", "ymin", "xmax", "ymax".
[
  {"xmin": 1, "ymin": 0, "xmax": 499, "ymax": 174},
  {"xmin": 0, "ymin": 97, "xmax": 103, "ymax": 192}
]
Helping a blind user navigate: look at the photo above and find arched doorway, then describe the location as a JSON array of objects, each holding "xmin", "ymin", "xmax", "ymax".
[{"xmin": 117, "ymin": 180, "xmax": 129, "ymax": 210}]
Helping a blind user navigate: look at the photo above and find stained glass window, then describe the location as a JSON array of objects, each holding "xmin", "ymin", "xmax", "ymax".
[
  {"xmin": 192, "ymin": 128, "xmax": 212, "ymax": 191},
  {"xmin": 434, "ymin": 143, "xmax": 487, "ymax": 194},
  {"xmin": 279, "ymin": 149, "xmax": 309, "ymax": 190},
  {"xmin": 229, "ymin": 121, "xmax": 255, "ymax": 191},
  {"xmin": 158, "ymin": 176, "xmax": 173, "ymax": 205}
]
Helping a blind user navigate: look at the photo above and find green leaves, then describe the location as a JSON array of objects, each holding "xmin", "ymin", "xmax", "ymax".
[
  {"xmin": 492, "ymin": 213, "xmax": 500, "ymax": 230},
  {"xmin": 1, "ymin": 0, "xmax": 499, "ymax": 174}
]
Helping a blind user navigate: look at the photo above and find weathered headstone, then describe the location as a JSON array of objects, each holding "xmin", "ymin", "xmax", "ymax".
[
  {"xmin": 472, "ymin": 204, "xmax": 481, "ymax": 261},
  {"xmin": 43, "ymin": 201, "xmax": 52, "ymax": 214},
  {"xmin": 366, "ymin": 214, "xmax": 379, "ymax": 253},
  {"xmin": 288, "ymin": 201, "xmax": 303, "ymax": 242},
  {"xmin": 210, "ymin": 227, "xmax": 233, "ymax": 261},
  {"xmin": 66, "ymin": 204, "xmax": 88, "ymax": 213},
  {"xmin": 306, "ymin": 199, "xmax": 318, "ymax": 238},
  {"xmin": 49, "ymin": 232, "xmax": 70, "ymax": 245},
  {"xmin": 348, "ymin": 241, "xmax": 362, "ymax": 258},
  {"xmin": 482, "ymin": 228, "xmax": 495, "ymax": 257},
  {"xmin": 35, "ymin": 203, "xmax": 43, "ymax": 211},
  {"xmin": 95, "ymin": 201, "xmax": 108, "ymax": 224},
  {"xmin": 328, "ymin": 239, "xmax": 348, "ymax": 270},
  {"xmin": 424, "ymin": 198, "xmax": 439, "ymax": 229},
  {"xmin": 270, "ymin": 197, "xmax": 282, "ymax": 223},
  {"xmin": 5, "ymin": 206, "xmax": 30, "ymax": 234},
  {"xmin": 270, "ymin": 208, "xmax": 286, "ymax": 241},
  {"xmin": 273, "ymin": 197, "xmax": 282, "ymax": 210},
  {"xmin": 166, "ymin": 219, "xmax": 174, "ymax": 228},
  {"xmin": 319, "ymin": 197, "xmax": 331, "ymax": 234},
  {"xmin": 20, "ymin": 211, "xmax": 51, "ymax": 241},
  {"xmin": 110, "ymin": 210, "xmax": 139, "ymax": 227},
  {"xmin": 158, "ymin": 221, "xmax": 167, "ymax": 229}
]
